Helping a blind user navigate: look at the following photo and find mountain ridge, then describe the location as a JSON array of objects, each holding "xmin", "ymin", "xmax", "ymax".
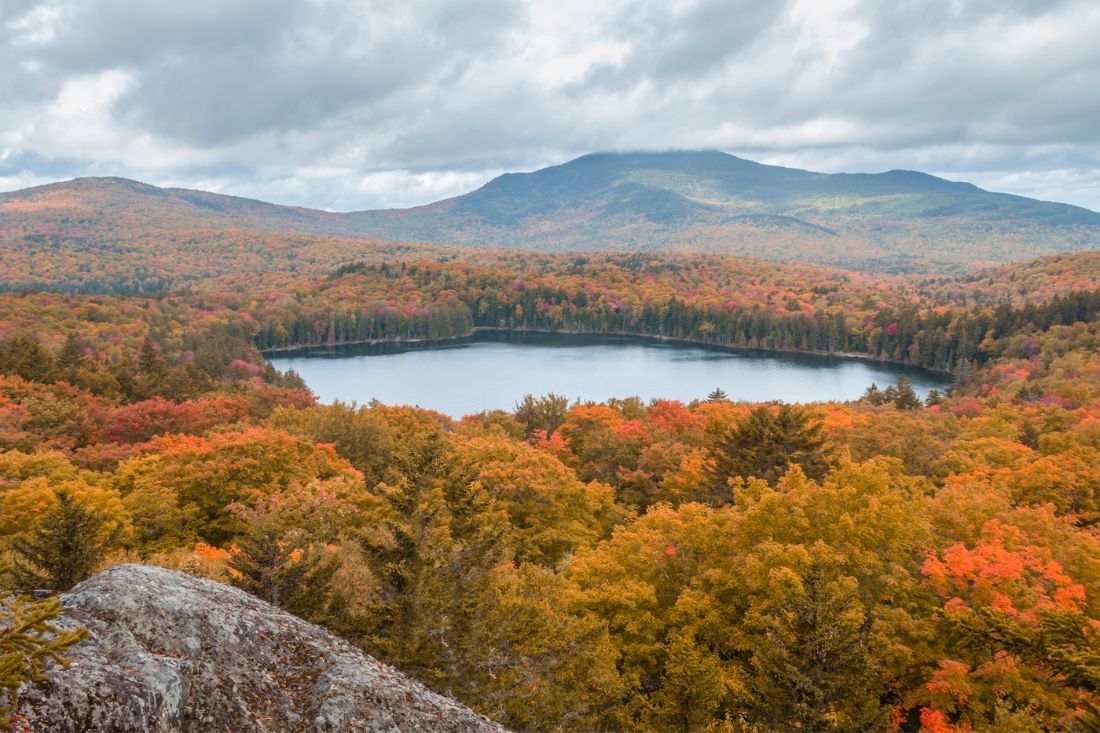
[{"xmin": 3, "ymin": 150, "xmax": 1100, "ymax": 276}]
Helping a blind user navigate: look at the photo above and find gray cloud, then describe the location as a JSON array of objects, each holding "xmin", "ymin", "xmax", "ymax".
[{"xmin": 1, "ymin": 0, "xmax": 1099, "ymax": 210}]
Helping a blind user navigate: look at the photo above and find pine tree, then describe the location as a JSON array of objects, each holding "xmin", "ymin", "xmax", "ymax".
[
  {"xmin": 891, "ymin": 375, "xmax": 922, "ymax": 410},
  {"xmin": 0, "ymin": 334, "xmax": 57, "ymax": 383},
  {"xmin": 228, "ymin": 521, "xmax": 344, "ymax": 627},
  {"xmin": 57, "ymin": 333, "xmax": 89, "ymax": 372},
  {"xmin": 652, "ymin": 627, "xmax": 727, "ymax": 732},
  {"xmin": 738, "ymin": 568, "xmax": 882, "ymax": 731},
  {"xmin": 1018, "ymin": 422, "xmax": 1042, "ymax": 450},
  {"xmin": 8, "ymin": 490, "xmax": 120, "ymax": 591},
  {"xmin": 356, "ymin": 428, "xmax": 512, "ymax": 686},
  {"xmin": 0, "ymin": 596, "xmax": 88, "ymax": 727},
  {"xmin": 861, "ymin": 382, "xmax": 885, "ymax": 405},
  {"xmin": 709, "ymin": 403, "xmax": 832, "ymax": 488},
  {"xmin": 924, "ymin": 388, "xmax": 946, "ymax": 407},
  {"xmin": 950, "ymin": 607, "xmax": 1100, "ymax": 730},
  {"xmin": 706, "ymin": 387, "xmax": 729, "ymax": 402},
  {"xmin": 138, "ymin": 334, "xmax": 164, "ymax": 375}
]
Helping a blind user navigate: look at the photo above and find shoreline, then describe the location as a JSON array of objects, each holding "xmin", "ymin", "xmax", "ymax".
[{"xmin": 261, "ymin": 326, "xmax": 955, "ymax": 381}]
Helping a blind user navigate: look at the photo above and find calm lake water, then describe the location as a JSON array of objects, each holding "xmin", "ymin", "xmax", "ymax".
[{"xmin": 267, "ymin": 331, "xmax": 950, "ymax": 417}]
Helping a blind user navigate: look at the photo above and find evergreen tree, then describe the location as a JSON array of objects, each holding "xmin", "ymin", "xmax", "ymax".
[
  {"xmin": 706, "ymin": 387, "xmax": 728, "ymax": 401},
  {"xmin": 709, "ymin": 403, "xmax": 831, "ymax": 488},
  {"xmin": 0, "ymin": 596, "xmax": 87, "ymax": 727},
  {"xmin": 861, "ymin": 383, "xmax": 886, "ymax": 405},
  {"xmin": 138, "ymin": 334, "xmax": 164, "ymax": 375},
  {"xmin": 1016, "ymin": 382, "xmax": 1043, "ymax": 403},
  {"xmin": 8, "ymin": 490, "xmax": 120, "ymax": 591},
  {"xmin": 228, "ymin": 520, "xmax": 345, "ymax": 627},
  {"xmin": 891, "ymin": 375, "xmax": 922, "ymax": 410},
  {"xmin": 0, "ymin": 334, "xmax": 57, "ymax": 383},
  {"xmin": 356, "ymin": 427, "xmax": 512, "ymax": 686},
  {"xmin": 56, "ymin": 333, "xmax": 89, "ymax": 372},
  {"xmin": 737, "ymin": 567, "xmax": 883, "ymax": 731},
  {"xmin": 652, "ymin": 627, "xmax": 727, "ymax": 732},
  {"xmin": 949, "ymin": 607, "xmax": 1100, "ymax": 730},
  {"xmin": 924, "ymin": 388, "xmax": 946, "ymax": 407},
  {"xmin": 1018, "ymin": 422, "xmax": 1042, "ymax": 450}
]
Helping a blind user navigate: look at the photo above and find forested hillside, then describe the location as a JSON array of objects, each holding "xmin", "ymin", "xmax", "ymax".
[
  {"xmin": 4, "ymin": 151, "xmax": 1100, "ymax": 285},
  {"xmin": 4, "ymin": 241, "xmax": 1100, "ymax": 731}
]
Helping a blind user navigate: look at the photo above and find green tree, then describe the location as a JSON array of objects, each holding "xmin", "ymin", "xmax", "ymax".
[
  {"xmin": 861, "ymin": 383, "xmax": 886, "ymax": 405},
  {"xmin": 0, "ymin": 595, "xmax": 87, "ymax": 728},
  {"xmin": 228, "ymin": 519, "xmax": 345, "ymax": 626},
  {"xmin": 0, "ymin": 334, "xmax": 57, "ymax": 384},
  {"xmin": 706, "ymin": 387, "xmax": 728, "ymax": 402},
  {"xmin": 514, "ymin": 393, "xmax": 571, "ymax": 438},
  {"xmin": 1018, "ymin": 422, "xmax": 1041, "ymax": 450},
  {"xmin": 949, "ymin": 607, "xmax": 1100, "ymax": 730},
  {"xmin": 736, "ymin": 562, "xmax": 882, "ymax": 731},
  {"xmin": 56, "ymin": 333, "xmax": 89, "ymax": 372},
  {"xmin": 924, "ymin": 388, "xmax": 947, "ymax": 407},
  {"xmin": 652, "ymin": 627, "xmax": 727, "ymax": 732},
  {"xmin": 890, "ymin": 375, "xmax": 922, "ymax": 410},
  {"xmin": 355, "ymin": 426, "xmax": 511, "ymax": 686},
  {"xmin": 8, "ymin": 490, "xmax": 121, "ymax": 591},
  {"xmin": 709, "ymin": 403, "xmax": 831, "ymax": 488},
  {"xmin": 268, "ymin": 402, "xmax": 393, "ymax": 486}
]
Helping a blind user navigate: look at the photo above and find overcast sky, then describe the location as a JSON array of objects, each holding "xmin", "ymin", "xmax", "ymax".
[{"xmin": 2, "ymin": 0, "xmax": 1099, "ymax": 211}]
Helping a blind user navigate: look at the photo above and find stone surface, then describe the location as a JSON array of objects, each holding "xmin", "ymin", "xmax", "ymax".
[{"xmin": 15, "ymin": 564, "xmax": 507, "ymax": 733}]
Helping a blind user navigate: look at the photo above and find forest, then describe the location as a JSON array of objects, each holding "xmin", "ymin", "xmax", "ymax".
[{"xmin": 2, "ymin": 247, "xmax": 1100, "ymax": 732}]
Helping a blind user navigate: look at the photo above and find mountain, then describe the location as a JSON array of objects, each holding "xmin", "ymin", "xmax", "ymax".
[
  {"xmin": 16, "ymin": 564, "xmax": 506, "ymax": 733},
  {"xmin": 2, "ymin": 151, "xmax": 1099, "ymax": 290},
  {"xmin": 348, "ymin": 151, "xmax": 1100, "ymax": 271}
]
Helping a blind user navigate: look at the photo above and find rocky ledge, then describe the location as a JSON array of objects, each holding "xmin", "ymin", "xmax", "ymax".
[{"xmin": 15, "ymin": 564, "xmax": 507, "ymax": 733}]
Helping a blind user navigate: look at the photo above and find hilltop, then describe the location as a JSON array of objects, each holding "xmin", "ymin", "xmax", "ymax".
[
  {"xmin": 2, "ymin": 151, "xmax": 1100, "ymax": 291},
  {"xmin": 15, "ymin": 564, "xmax": 506, "ymax": 733},
  {"xmin": 350, "ymin": 151, "xmax": 1100, "ymax": 272}
]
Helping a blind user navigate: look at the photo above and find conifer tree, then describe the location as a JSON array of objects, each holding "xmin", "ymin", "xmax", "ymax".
[
  {"xmin": 228, "ymin": 520, "xmax": 344, "ymax": 626},
  {"xmin": 138, "ymin": 334, "xmax": 164, "ymax": 375},
  {"xmin": 0, "ymin": 596, "xmax": 87, "ymax": 727},
  {"xmin": 356, "ymin": 427, "xmax": 512, "ymax": 686},
  {"xmin": 1018, "ymin": 421, "xmax": 1042, "ymax": 450},
  {"xmin": 709, "ymin": 403, "xmax": 831, "ymax": 488},
  {"xmin": 891, "ymin": 374, "xmax": 922, "ymax": 410},
  {"xmin": 8, "ymin": 490, "xmax": 120, "ymax": 591},
  {"xmin": 706, "ymin": 387, "xmax": 728, "ymax": 401},
  {"xmin": 737, "ymin": 567, "xmax": 882, "ymax": 731},
  {"xmin": 0, "ymin": 334, "xmax": 57, "ymax": 383},
  {"xmin": 949, "ymin": 607, "xmax": 1100, "ymax": 730},
  {"xmin": 861, "ymin": 382, "xmax": 886, "ymax": 405},
  {"xmin": 652, "ymin": 627, "xmax": 727, "ymax": 732},
  {"xmin": 57, "ymin": 333, "xmax": 89, "ymax": 372}
]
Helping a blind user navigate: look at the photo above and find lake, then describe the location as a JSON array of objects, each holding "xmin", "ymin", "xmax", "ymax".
[{"xmin": 267, "ymin": 331, "xmax": 951, "ymax": 417}]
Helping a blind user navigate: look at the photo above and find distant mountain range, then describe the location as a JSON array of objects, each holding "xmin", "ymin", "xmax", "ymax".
[{"xmin": 3, "ymin": 151, "xmax": 1099, "ymax": 287}]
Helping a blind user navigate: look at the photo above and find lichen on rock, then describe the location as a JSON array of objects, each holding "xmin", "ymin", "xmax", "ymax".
[{"xmin": 15, "ymin": 564, "xmax": 507, "ymax": 733}]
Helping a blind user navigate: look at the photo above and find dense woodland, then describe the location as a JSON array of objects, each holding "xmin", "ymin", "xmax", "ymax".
[{"xmin": 3, "ymin": 248, "xmax": 1100, "ymax": 732}]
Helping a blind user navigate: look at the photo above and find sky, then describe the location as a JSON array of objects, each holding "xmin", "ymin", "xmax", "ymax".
[{"xmin": 2, "ymin": 0, "xmax": 1099, "ymax": 212}]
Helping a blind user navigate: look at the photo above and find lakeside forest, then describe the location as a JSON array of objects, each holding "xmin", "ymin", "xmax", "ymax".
[{"xmin": 2, "ymin": 237, "xmax": 1099, "ymax": 732}]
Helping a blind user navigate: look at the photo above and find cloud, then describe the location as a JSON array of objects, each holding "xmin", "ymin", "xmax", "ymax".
[{"xmin": 1, "ymin": 0, "xmax": 1099, "ymax": 210}]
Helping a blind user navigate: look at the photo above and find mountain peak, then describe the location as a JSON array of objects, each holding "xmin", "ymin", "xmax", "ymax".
[{"xmin": 4, "ymin": 152, "xmax": 1100, "ymax": 275}]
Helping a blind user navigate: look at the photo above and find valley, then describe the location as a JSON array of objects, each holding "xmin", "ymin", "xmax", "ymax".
[{"xmin": 3, "ymin": 155, "xmax": 1100, "ymax": 733}]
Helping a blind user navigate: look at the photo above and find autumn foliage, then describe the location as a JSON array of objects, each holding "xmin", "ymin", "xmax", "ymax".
[{"xmin": 2, "ymin": 246, "xmax": 1100, "ymax": 731}]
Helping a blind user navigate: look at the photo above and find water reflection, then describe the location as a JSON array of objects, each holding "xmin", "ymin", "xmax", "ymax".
[{"xmin": 268, "ymin": 331, "xmax": 950, "ymax": 417}]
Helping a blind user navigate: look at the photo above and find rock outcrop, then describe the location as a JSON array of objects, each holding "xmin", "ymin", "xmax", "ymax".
[{"xmin": 15, "ymin": 564, "xmax": 507, "ymax": 733}]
